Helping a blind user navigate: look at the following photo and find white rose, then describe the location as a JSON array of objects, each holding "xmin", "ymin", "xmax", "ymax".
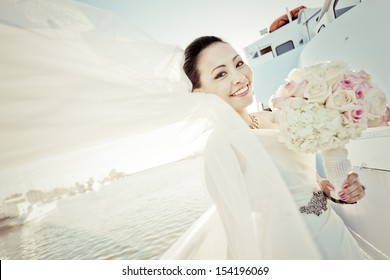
[
  {"xmin": 363, "ymin": 86, "xmax": 388, "ymax": 120},
  {"xmin": 303, "ymin": 75, "xmax": 329, "ymax": 104},
  {"xmin": 283, "ymin": 96, "xmax": 305, "ymax": 108},
  {"xmin": 325, "ymin": 89, "xmax": 356, "ymax": 111},
  {"xmin": 318, "ymin": 60, "xmax": 348, "ymax": 85},
  {"xmin": 296, "ymin": 126, "xmax": 314, "ymax": 138},
  {"xmin": 287, "ymin": 68, "xmax": 305, "ymax": 83},
  {"xmin": 339, "ymin": 122, "xmax": 366, "ymax": 139},
  {"xmin": 299, "ymin": 111, "xmax": 315, "ymax": 125},
  {"xmin": 323, "ymin": 108, "xmax": 343, "ymax": 131},
  {"xmin": 301, "ymin": 61, "xmax": 327, "ymax": 80},
  {"xmin": 277, "ymin": 97, "xmax": 355, "ymax": 153}
]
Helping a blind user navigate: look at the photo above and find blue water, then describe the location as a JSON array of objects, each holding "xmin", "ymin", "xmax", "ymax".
[{"xmin": 0, "ymin": 157, "xmax": 212, "ymax": 260}]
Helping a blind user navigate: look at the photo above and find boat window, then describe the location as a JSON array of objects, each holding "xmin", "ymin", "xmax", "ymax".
[
  {"xmin": 260, "ymin": 46, "xmax": 272, "ymax": 56},
  {"xmin": 333, "ymin": 0, "xmax": 360, "ymax": 18},
  {"xmin": 275, "ymin": 41, "xmax": 294, "ymax": 56}
]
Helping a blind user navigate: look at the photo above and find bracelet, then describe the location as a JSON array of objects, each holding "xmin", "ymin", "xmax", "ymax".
[{"xmin": 322, "ymin": 191, "xmax": 357, "ymax": 205}]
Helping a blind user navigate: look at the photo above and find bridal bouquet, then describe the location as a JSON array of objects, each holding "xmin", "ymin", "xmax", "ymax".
[
  {"xmin": 270, "ymin": 60, "xmax": 389, "ymax": 154},
  {"xmin": 270, "ymin": 60, "xmax": 389, "ymax": 199}
]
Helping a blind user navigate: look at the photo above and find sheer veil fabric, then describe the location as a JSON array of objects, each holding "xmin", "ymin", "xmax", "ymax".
[{"xmin": 0, "ymin": 0, "xmax": 322, "ymax": 259}]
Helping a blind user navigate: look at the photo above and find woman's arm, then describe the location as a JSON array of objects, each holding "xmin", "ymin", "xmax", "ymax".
[{"xmin": 317, "ymin": 172, "xmax": 366, "ymax": 204}]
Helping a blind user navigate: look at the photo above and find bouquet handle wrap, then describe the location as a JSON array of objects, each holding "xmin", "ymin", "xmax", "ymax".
[{"xmin": 321, "ymin": 146, "xmax": 352, "ymax": 200}]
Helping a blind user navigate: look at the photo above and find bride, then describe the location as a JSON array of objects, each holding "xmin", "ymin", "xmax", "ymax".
[
  {"xmin": 183, "ymin": 35, "xmax": 370, "ymax": 259},
  {"xmin": 0, "ymin": 0, "xmax": 382, "ymax": 260}
]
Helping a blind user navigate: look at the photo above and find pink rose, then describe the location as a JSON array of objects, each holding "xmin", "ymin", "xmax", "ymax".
[
  {"xmin": 355, "ymin": 82, "xmax": 372, "ymax": 99},
  {"xmin": 342, "ymin": 105, "xmax": 367, "ymax": 124},
  {"xmin": 332, "ymin": 71, "xmax": 367, "ymax": 92},
  {"xmin": 345, "ymin": 70, "xmax": 370, "ymax": 84},
  {"xmin": 277, "ymin": 80, "xmax": 298, "ymax": 97}
]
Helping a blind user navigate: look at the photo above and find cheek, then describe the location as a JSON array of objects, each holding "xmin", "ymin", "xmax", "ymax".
[
  {"xmin": 245, "ymin": 67, "xmax": 253, "ymax": 82},
  {"xmin": 218, "ymin": 82, "xmax": 233, "ymax": 98},
  {"xmin": 204, "ymin": 82, "xmax": 231, "ymax": 98},
  {"xmin": 213, "ymin": 90, "xmax": 230, "ymax": 102}
]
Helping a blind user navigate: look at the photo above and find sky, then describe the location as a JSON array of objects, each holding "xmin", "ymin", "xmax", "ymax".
[{"xmin": 77, "ymin": 0, "xmax": 325, "ymax": 54}]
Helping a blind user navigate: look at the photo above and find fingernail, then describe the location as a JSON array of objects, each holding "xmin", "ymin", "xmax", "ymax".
[
  {"xmin": 339, "ymin": 192, "xmax": 345, "ymax": 196},
  {"xmin": 343, "ymin": 183, "xmax": 349, "ymax": 188},
  {"xmin": 326, "ymin": 185, "xmax": 333, "ymax": 191}
]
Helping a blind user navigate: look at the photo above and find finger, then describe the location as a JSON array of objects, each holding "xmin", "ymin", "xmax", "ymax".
[
  {"xmin": 319, "ymin": 180, "xmax": 334, "ymax": 194},
  {"xmin": 356, "ymin": 185, "xmax": 366, "ymax": 197},
  {"xmin": 344, "ymin": 172, "xmax": 359, "ymax": 187},
  {"xmin": 349, "ymin": 190, "xmax": 365, "ymax": 203},
  {"xmin": 340, "ymin": 185, "xmax": 366, "ymax": 202},
  {"xmin": 323, "ymin": 182, "xmax": 334, "ymax": 191},
  {"xmin": 342, "ymin": 172, "xmax": 360, "ymax": 194},
  {"xmin": 340, "ymin": 181, "xmax": 360, "ymax": 195}
]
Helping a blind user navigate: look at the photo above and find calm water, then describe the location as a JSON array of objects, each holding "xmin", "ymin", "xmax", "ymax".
[{"xmin": 0, "ymin": 157, "xmax": 212, "ymax": 260}]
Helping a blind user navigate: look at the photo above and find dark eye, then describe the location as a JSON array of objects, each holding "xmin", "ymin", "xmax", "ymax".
[
  {"xmin": 215, "ymin": 71, "xmax": 227, "ymax": 79},
  {"xmin": 236, "ymin": 61, "xmax": 244, "ymax": 68}
]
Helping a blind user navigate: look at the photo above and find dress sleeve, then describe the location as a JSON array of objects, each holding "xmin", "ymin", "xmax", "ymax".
[{"xmin": 321, "ymin": 146, "xmax": 352, "ymax": 200}]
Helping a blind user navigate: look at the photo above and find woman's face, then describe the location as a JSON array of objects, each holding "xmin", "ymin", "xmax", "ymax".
[{"xmin": 194, "ymin": 42, "xmax": 254, "ymax": 112}]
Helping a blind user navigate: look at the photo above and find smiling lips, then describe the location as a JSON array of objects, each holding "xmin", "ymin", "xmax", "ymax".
[{"xmin": 231, "ymin": 85, "xmax": 249, "ymax": 97}]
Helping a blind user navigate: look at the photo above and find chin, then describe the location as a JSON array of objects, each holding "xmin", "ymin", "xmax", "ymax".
[
  {"xmin": 244, "ymin": 93, "xmax": 254, "ymax": 105},
  {"xmin": 233, "ymin": 97, "xmax": 253, "ymax": 111}
]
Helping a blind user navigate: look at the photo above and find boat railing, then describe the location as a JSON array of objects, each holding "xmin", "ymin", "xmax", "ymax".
[
  {"xmin": 315, "ymin": 0, "xmax": 362, "ymax": 33},
  {"xmin": 160, "ymin": 206, "xmax": 227, "ymax": 260},
  {"xmin": 298, "ymin": 8, "xmax": 321, "ymax": 41}
]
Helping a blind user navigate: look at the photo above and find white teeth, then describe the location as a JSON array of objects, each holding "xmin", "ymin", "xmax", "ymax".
[{"xmin": 232, "ymin": 85, "xmax": 248, "ymax": 96}]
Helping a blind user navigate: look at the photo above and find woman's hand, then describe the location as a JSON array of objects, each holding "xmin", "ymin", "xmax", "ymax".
[{"xmin": 318, "ymin": 172, "xmax": 366, "ymax": 203}]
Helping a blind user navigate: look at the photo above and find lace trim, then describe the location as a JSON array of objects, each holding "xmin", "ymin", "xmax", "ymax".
[
  {"xmin": 324, "ymin": 158, "xmax": 352, "ymax": 177},
  {"xmin": 299, "ymin": 190, "xmax": 328, "ymax": 216}
]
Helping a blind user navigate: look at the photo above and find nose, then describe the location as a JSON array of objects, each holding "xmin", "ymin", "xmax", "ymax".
[{"xmin": 232, "ymin": 70, "xmax": 246, "ymax": 84}]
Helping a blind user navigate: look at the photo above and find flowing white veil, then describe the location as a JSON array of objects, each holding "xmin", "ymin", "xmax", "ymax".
[{"xmin": 0, "ymin": 0, "xmax": 322, "ymax": 259}]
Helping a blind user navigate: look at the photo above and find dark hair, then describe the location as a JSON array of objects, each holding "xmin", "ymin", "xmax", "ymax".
[{"xmin": 183, "ymin": 36, "xmax": 226, "ymax": 90}]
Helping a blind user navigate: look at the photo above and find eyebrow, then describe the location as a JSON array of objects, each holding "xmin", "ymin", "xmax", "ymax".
[{"xmin": 211, "ymin": 54, "xmax": 240, "ymax": 74}]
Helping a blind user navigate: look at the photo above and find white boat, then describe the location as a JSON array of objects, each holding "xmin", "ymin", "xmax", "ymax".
[
  {"xmin": 160, "ymin": 0, "xmax": 390, "ymax": 260},
  {"xmin": 17, "ymin": 201, "xmax": 57, "ymax": 224},
  {"xmin": 0, "ymin": 194, "xmax": 57, "ymax": 229}
]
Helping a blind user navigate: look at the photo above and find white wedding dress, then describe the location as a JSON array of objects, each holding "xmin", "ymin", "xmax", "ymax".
[
  {"xmin": 202, "ymin": 125, "xmax": 368, "ymax": 259},
  {"xmin": 0, "ymin": 0, "xmax": 368, "ymax": 260},
  {"xmin": 254, "ymin": 129, "xmax": 368, "ymax": 259}
]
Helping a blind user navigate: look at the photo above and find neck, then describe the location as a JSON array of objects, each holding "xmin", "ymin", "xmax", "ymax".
[{"xmin": 237, "ymin": 109, "xmax": 252, "ymax": 126}]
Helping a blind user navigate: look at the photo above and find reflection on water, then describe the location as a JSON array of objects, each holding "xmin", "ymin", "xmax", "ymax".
[{"xmin": 0, "ymin": 157, "xmax": 212, "ymax": 259}]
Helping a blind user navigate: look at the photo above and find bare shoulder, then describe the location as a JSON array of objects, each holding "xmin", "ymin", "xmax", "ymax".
[{"xmin": 251, "ymin": 111, "xmax": 278, "ymax": 129}]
